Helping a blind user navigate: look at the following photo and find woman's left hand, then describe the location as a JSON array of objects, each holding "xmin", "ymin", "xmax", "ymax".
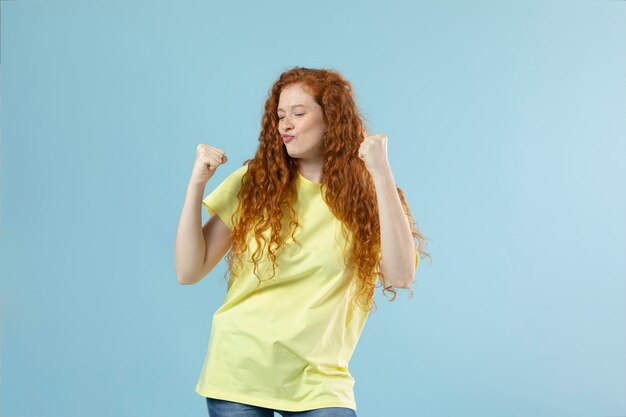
[{"xmin": 357, "ymin": 130, "xmax": 391, "ymax": 177}]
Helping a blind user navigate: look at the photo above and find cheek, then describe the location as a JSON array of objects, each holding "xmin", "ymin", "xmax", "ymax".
[{"xmin": 311, "ymin": 118, "xmax": 326, "ymax": 134}]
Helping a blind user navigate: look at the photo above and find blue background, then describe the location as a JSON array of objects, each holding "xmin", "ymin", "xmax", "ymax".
[{"xmin": 1, "ymin": 1, "xmax": 624, "ymax": 416}]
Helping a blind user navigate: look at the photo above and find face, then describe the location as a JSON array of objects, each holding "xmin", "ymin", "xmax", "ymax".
[{"xmin": 277, "ymin": 83, "xmax": 327, "ymax": 163}]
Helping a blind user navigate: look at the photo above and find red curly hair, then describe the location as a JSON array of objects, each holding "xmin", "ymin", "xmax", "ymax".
[{"xmin": 222, "ymin": 66, "xmax": 431, "ymax": 313}]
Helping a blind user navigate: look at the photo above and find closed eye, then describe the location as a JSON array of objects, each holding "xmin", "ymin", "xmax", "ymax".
[{"xmin": 278, "ymin": 114, "xmax": 305, "ymax": 120}]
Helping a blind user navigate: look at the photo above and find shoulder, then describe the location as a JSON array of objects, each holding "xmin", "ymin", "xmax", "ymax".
[
  {"xmin": 217, "ymin": 163, "xmax": 249, "ymax": 194},
  {"xmin": 232, "ymin": 163, "xmax": 249, "ymax": 176},
  {"xmin": 228, "ymin": 163, "xmax": 249, "ymax": 184}
]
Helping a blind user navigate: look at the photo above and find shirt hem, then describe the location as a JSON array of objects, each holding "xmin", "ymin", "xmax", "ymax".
[{"xmin": 195, "ymin": 386, "xmax": 357, "ymax": 412}]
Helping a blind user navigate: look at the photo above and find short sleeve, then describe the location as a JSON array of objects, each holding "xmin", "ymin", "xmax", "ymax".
[{"xmin": 202, "ymin": 164, "xmax": 249, "ymax": 232}]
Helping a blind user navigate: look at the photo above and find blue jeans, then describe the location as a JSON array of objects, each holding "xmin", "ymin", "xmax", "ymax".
[{"xmin": 206, "ymin": 397, "xmax": 358, "ymax": 417}]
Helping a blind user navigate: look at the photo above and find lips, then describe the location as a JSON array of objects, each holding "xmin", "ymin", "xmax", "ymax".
[{"xmin": 282, "ymin": 135, "xmax": 295, "ymax": 142}]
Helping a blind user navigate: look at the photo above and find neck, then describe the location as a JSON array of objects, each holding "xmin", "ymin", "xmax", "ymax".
[{"xmin": 297, "ymin": 158, "xmax": 324, "ymax": 183}]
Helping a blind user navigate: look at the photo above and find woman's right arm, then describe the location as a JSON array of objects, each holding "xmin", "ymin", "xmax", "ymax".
[{"xmin": 174, "ymin": 144, "xmax": 230, "ymax": 285}]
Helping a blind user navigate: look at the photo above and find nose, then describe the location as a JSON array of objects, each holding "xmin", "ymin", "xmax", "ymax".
[{"xmin": 281, "ymin": 117, "xmax": 293, "ymax": 133}]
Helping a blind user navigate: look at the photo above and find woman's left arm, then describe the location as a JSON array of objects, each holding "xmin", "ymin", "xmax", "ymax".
[{"xmin": 359, "ymin": 133, "xmax": 417, "ymax": 288}]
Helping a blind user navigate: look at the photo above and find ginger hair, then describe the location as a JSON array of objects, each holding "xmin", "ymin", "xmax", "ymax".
[{"xmin": 222, "ymin": 66, "xmax": 431, "ymax": 313}]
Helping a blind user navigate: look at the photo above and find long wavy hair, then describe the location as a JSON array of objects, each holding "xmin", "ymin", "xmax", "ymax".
[{"xmin": 222, "ymin": 66, "xmax": 431, "ymax": 313}]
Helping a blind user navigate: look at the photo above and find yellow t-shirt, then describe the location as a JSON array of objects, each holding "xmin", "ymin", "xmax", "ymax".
[{"xmin": 194, "ymin": 163, "xmax": 418, "ymax": 412}]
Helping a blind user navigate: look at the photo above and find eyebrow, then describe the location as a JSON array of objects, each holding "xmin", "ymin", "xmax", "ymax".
[{"xmin": 277, "ymin": 104, "xmax": 307, "ymax": 112}]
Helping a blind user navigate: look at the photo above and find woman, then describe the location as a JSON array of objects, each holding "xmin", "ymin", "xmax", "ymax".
[{"xmin": 174, "ymin": 66, "xmax": 430, "ymax": 417}]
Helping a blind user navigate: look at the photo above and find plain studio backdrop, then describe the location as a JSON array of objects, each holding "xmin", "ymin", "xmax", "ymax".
[{"xmin": 0, "ymin": 1, "xmax": 624, "ymax": 416}]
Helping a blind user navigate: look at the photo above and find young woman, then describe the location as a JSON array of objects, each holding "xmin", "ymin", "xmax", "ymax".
[{"xmin": 174, "ymin": 66, "xmax": 430, "ymax": 417}]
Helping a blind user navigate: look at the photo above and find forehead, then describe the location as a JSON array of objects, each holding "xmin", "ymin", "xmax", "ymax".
[{"xmin": 277, "ymin": 84, "xmax": 315, "ymax": 110}]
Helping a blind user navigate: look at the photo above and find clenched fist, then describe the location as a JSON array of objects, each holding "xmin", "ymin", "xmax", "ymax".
[
  {"xmin": 190, "ymin": 144, "xmax": 228, "ymax": 185},
  {"xmin": 357, "ymin": 130, "xmax": 391, "ymax": 178}
]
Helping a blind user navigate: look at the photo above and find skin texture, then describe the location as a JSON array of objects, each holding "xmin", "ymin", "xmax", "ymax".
[
  {"xmin": 359, "ymin": 132, "xmax": 417, "ymax": 287},
  {"xmin": 277, "ymin": 83, "xmax": 327, "ymax": 183}
]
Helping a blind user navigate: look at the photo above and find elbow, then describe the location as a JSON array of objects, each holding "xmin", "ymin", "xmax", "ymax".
[
  {"xmin": 178, "ymin": 275, "xmax": 202, "ymax": 285},
  {"xmin": 396, "ymin": 267, "xmax": 417, "ymax": 288},
  {"xmin": 398, "ymin": 258, "xmax": 418, "ymax": 288},
  {"xmin": 382, "ymin": 265, "xmax": 417, "ymax": 289},
  {"xmin": 387, "ymin": 272, "xmax": 415, "ymax": 289},
  {"xmin": 389, "ymin": 253, "xmax": 418, "ymax": 288},
  {"xmin": 395, "ymin": 277, "xmax": 415, "ymax": 288},
  {"xmin": 174, "ymin": 259, "xmax": 204, "ymax": 285},
  {"xmin": 176, "ymin": 270, "xmax": 201, "ymax": 285},
  {"xmin": 177, "ymin": 275, "xmax": 194, "ymax": 285}
]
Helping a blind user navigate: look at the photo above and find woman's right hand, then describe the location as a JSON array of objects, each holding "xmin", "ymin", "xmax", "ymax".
[{"xmin": 190, "ymin": 144, "xmax": 228, "ymax": 185}]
